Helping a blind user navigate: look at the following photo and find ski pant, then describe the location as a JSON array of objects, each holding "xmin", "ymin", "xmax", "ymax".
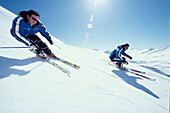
[
  {"xmin": 110, "ymin": 57, "xmax": 126, "ymax": 67},
  {"xmin": 26, "ymin": 35, "xmax": 52, "ymax": 55}
]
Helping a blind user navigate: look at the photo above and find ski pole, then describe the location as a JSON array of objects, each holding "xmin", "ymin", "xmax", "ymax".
[
  {"xmin": 0, "ymin": 46, "xmax": 29, "ymax": 49},
  {"xmin": 53, "ymin": 43, "xmax": 61, "ymax": 49}
]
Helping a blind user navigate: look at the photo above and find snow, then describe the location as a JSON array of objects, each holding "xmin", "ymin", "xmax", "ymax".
[{"xmin": 0, "ymin": 6, "xmax": 169, "ymax": 113}]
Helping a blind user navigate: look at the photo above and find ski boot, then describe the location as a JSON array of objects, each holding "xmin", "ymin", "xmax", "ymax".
[
  {"xmin": 38, "ymin": 51, "xmax": 46, "ymax": 59},
  {"xmin": 116, "ymin": 62, "xmax": 127, "ymax": 70},
  {"xmin": 116, "ymin": 62, "xmax": 122, "ymax": 67},
  {"xmin": 49, "ymin": 53, "xmax": 57, "ymax": 58}
]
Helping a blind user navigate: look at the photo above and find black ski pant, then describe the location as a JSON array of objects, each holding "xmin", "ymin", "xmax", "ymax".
[
  {"xmin": 26, "ymin": 35, "xmax": 52, "ymax": 55},
  {"xmin": 110, "ymin": 57, "xmax": 126, "ymax": 67}
]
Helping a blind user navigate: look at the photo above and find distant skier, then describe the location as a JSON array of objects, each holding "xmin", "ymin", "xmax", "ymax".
[
  {"xmin": 11, "ymin": 10, "xmax": 56, "ymax": 58},
  {"xmin": 109, "ymin": 43, "xmax": 132, "ymax": 67}
]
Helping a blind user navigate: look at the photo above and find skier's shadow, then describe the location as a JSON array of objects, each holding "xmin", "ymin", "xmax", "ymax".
[
  {"xmin": 0, "ymin": 56, "xmax": 42, "ymax": 79},
  {"xmin": 112, "ymin": 70, "xmax": 159, "ymax": 99}
]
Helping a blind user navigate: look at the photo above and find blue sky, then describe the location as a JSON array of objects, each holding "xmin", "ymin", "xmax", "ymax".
[{"xmin": 1, "ymin": 0, "xmax": 169, "ymax": 50}]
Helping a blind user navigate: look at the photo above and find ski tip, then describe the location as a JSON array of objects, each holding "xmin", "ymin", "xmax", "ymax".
[
  {"xmin": 75, "ymin": 66, "xmax": 80, "ymax": 69},
  {"xmin": 151, "ymin": 79, "xmax": 156, "ymax": 81},
  {"xmin": 66, "ymin": 72, "xmax": 71, "ymax": 77},
  {"xmin": 73, "ymin": 65, "xmax": 80, "ymax": 69}
]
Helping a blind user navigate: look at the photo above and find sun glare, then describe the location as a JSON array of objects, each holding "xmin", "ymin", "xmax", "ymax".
[{"xmin": 94, "ymin": 0, "xmax": 106, "ymax": 6}]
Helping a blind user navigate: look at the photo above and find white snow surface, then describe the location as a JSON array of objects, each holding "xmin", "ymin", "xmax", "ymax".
[{"xmin": 0, "ymin": 6, "xmax": 169, "ymax": 113}]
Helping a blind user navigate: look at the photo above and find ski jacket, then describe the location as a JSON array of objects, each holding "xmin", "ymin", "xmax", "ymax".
[
  {"xmin": 11, "ymin": 12, "xmax": 51, "ymax": 46},
  {"xmin": 109, "ymin": 45, "xmax": 129, "ymax": 61}
]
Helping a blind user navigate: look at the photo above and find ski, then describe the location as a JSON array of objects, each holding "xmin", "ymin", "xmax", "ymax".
[
  {"xmin": 53, "ymin": 57, "xmax": 80, "ymax": 69},
  {"xmin": 128, "ymin": 68, "xmax": 145, "ymax": 74},
  {"xmin": 128, "ymin": 71, "xmax": 156, "ymax": 81},
  {"xmin": 108, "ymin": 63, "xmax": 145, "ymax": 74},
  {"xmin": 29, "ymin": 48, "xmax": 70, "ymax": 77},
  {"xmin": 108, "ymin": 63, "xmax": 156, "ymax": 81},
  {"xmin": 115, "ymin": 64, "xmax": 156, "ymax": 81},
  {"xmin": 43, "ymin": 57, "xmax": 70, "ymax": 77}
]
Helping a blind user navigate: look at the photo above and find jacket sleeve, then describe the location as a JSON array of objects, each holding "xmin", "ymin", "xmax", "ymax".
[
  {"xmin": 122, "ymin": 51, "xmax": 129, "ymax": 57},
  {"xmin": 39, "ymin": 24, "xmax": 51, "ymax": 40},
  {"xmin": 11, "ymin": 17, "xmax": 31, "ymax": 46}
]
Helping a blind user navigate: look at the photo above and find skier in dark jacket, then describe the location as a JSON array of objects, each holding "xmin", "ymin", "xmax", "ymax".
[
  {"xmin": 11, "ymin": 10, "xmax": 56, "ymax": 58},
  {"xmin": 109, "ymin": 43, "xmax": 132, "ymax": 67}
]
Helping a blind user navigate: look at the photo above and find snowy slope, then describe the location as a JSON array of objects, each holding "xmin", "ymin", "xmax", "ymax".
[
  {"xmin": 0, "ymin": 6, "xmax": 169, "ymax": 113},
  {"xmin": 128, "ymin": 46, "xmax": 170, "ymax": 77}
]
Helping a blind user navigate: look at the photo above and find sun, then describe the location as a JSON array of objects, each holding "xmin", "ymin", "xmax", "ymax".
[{"xmin": 94, "ymin": 0, "xmax": 106, "ymax": 6}]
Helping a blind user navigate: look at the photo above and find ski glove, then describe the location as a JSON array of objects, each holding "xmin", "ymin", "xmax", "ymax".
[
  {"xmin": 48, "ymin": 39, "xmax": 53, "ymax": 45},
  {"xmin": 128, "ymin": 56, "xmax": 132, "ymax": 60},
  {"xmin": 122, "ymin": 59, "xmax": 128, "ymax": 65}
]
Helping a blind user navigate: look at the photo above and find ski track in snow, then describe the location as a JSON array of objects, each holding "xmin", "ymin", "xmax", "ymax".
[{"xmin": 0, "ymin": 6, "xmax": 170, "ymax": 113}]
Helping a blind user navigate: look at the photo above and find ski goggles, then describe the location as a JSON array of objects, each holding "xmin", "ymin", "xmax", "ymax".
[{"xmin": 31, "ymin": 16, "xmax": 39, "ymax": 22}]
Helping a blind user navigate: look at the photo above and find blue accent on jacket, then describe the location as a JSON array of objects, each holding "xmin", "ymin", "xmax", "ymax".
[
  {"xmin": 11, "ymin": 16, "xmax": 51, "ymax": 46},
  {"xmin": 109, "ymin": 45, "xmax": 129, "ymax": 61}
]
